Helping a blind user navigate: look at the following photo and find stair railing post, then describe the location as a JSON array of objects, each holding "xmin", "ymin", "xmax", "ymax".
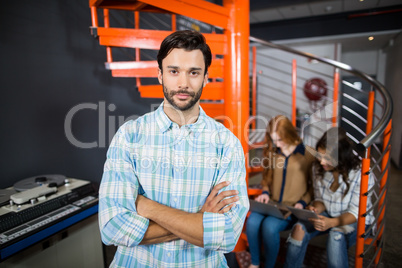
[
  {"xmin": 291, "ymin": 59, "xmax": 297, "ymax": 127},
  {"xmin": 355, "ymin": 156, "xmax": 370, "ymax": 268},
  {"xmin": 374, "ymin": 120, "xmax": 392, "ymax": 265}
]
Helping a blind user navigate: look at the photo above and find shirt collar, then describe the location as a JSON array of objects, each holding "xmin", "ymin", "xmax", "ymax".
[
  {"xmin": 155, "ymin": 102, "xmax": 172, "ymax": 133},
  {"xmin": 155, "ymin": 102, "xmax": 207, "ymax": 136},
  {"xmin": 294, "ymin": 142, "xmax": 306, "ymax": 155}
]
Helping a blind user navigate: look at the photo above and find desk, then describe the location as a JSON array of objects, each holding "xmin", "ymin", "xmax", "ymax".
[{"xmin": 0, "ymin": 213, "xmax": 103, "ymax": 268}]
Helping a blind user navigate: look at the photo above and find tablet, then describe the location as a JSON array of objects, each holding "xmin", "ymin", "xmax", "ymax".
[
  {"xmin": 249, "ymin": 200, "xmax": 291, "ymax": 219},
  {"xmin": 286, "ymin": 206, "xmax": 318, "ymax": 221}
]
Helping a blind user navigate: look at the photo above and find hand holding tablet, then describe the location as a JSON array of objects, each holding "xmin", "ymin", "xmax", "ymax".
[{"xmin": 286, "ymin": 206, "xmax": 318, "ymax": 221}]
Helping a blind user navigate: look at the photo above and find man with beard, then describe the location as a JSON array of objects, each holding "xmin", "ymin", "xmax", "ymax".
[{"xmin": 98, "ymin": 30, "xmax": 249, "ymax": 267}]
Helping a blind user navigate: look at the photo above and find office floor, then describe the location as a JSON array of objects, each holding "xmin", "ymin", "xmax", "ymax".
[{"xmin": 102, "ymin": 163, "xmax": 402, "ymax": 267}]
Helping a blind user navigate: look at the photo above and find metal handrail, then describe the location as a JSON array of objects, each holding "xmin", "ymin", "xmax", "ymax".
[{"xmin": 249, "ymin": 36, "xmax": 393, "ymax": 154}]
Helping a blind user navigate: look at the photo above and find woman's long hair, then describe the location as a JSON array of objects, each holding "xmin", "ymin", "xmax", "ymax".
[
  {"xmin": 314, "ymin": 127, "xmax": 361, "ymax": 196},
  {"xmin": 262, "ymin": 115, "xmax": 301, "ymax": 174}
]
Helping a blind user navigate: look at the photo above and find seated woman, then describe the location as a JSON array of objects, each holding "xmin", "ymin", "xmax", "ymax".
[
  {"xmin": 284, "ymin": 127, "xmax": 374, "ymax": 268},
  {"xmin": 246, "ymin": 115, "xmax": 315, "ymax": 268}
]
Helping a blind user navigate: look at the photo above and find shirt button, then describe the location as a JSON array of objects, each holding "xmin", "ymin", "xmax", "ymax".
[
  {"xmin": 174, "ymin": 198, "xmax": 178, "ymax": 202},
  {"xmin": 167, "ymin": 252, "xmax": 171, "ymax": 257}
]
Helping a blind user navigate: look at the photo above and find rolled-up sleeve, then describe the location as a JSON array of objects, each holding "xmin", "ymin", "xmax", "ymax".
[
  {"xmin": 202, "ymin": 138, "xmax": 249, "ymax": 252},
  {"xmin": 98, "ymin": 123, "xmax": 149, "ymax": 247},
  {"xmin": 346, "ymin": 170, "xmax": 363, "ymax": 220},
  {"xmin": 313, "ymin": 168, "xmax": 324, "ymax": 203}
]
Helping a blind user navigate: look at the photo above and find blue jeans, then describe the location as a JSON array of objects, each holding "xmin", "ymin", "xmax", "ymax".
[
  {"xmin": 284, "ymin": 212, "xmax": 358, "ymax": 268},
  {"xmin": 246, "ymin": 212, "xmax": 296, "ymax": 268}
]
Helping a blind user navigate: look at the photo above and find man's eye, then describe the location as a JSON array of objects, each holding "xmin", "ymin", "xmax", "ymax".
[
  {"xmin": 170, "ymin": 70, "xmax": 178, "ymax": 74},
  {"xmin": 190, "ymin": 71, "xmax": 199, "ymax": 76}
]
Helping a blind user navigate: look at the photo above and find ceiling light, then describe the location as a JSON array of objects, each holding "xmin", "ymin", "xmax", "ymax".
[
  {"xmin": 368, "ymin": 36, "xmax": 374, "ymax": 41},
  {"xmin": 325, "ymin": 6, "xmax": 333, "ymax": 12}
]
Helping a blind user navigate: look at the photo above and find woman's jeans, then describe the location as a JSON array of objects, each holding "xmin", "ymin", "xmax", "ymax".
[
  {"xmin": 246, "ymin": 212, "xmax": 295, "ymax": 268},
  {"xmin": 284, "ymin": 212, "xmax": 358, "ymax": 268}
]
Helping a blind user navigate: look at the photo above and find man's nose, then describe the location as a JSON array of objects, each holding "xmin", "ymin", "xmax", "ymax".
[{"xmin": 178, "ymin": 73, "xmax": 189, "ymax": 88}]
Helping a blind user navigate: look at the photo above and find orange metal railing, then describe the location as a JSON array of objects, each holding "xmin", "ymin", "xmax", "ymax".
[
  {"xmin": 332, "ymin": 69, "xmax": 339, "ymax": 127},
  {"xmin": 291, "ymin": 59, "xmax": 297, "ymax": 127},
  {"xmin": 252, "ymin": 46, "xmax": 257, "ymax": 130},
  {"xmin": 375, "ymin": 120, "xmax": 392, "ymax": 264}
]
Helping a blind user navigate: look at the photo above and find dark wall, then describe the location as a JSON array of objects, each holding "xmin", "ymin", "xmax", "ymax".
[{"xmin": 0, "ymin": 0, "xmax": 159, "ymax": 188}]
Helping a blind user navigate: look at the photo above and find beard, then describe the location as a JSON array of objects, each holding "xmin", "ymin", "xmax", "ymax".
[{"xmin": 163, "ymin": 83, "xmax": 203, "ymax": 111}]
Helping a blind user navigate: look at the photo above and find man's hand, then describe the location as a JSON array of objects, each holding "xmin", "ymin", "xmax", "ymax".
[
  {"xmin": 199, "ymin": 181, "xmax": 239, "ymax": 214},
  {"xmin": 135, "ymin": 181, "xmax": 240, "ymax": 247}
]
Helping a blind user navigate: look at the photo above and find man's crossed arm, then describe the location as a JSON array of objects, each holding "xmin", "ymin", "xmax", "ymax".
[{"xmin": 137, "ymin": 181, "xmax": 239, "ymax": 247}]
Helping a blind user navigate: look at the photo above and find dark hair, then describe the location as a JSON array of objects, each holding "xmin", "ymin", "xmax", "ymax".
[
  {"xmin": 262, "ymin": 115, "xmax": 301, "ymax": 171},
  {"xmin": 157, "ymin": 30, "xmax": 212, "ymax": 75},
  {"xmin": 315, "ymin": 127, "xmax": 361, "ymax": 197}
]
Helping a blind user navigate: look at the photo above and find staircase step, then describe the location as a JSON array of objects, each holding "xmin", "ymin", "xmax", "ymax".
[
  {"xmin": 94, "ymin": 28, "xmax": 227, "ymax": 55},
  {"xmin": 107, "ymin": 59, "xmax": 224, "ymax": 78},
  {"xmin": 91, "ymin": 0, "xmax": 230, "ymax": 29},
  {"xmin": 140, "ymin": 0, "xmax": 230, "ymax": 29},
  {"xmin": 89, "ymin": 0, "xmax": 166, "ymax": 12},
  {"xmin": 138, "ymin": 82, "xmax": 224, "ymax": 100}
]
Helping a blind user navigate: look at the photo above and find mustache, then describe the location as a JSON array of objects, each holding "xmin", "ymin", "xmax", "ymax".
[{"xmin": 169, "ymin": 90, "xmax": 195, "ymax": 97}]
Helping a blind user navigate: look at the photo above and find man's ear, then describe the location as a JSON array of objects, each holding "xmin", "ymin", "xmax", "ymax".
[
  {"xmin": 158, "ymin": 68, "xmax": 163, "ymax": 84},
  {"xmin": 203, "ymin": 72, "xmax": 209, "ymax": 87}
]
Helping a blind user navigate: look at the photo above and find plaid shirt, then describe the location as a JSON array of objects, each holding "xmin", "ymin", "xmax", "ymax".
[
  {"xmin": 313, "ymin": 166, "xmax": 374, "ymax": 225},
  {"xmin": 99, "ymin": 102, "xmax": 249, "ymax": 268}
]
